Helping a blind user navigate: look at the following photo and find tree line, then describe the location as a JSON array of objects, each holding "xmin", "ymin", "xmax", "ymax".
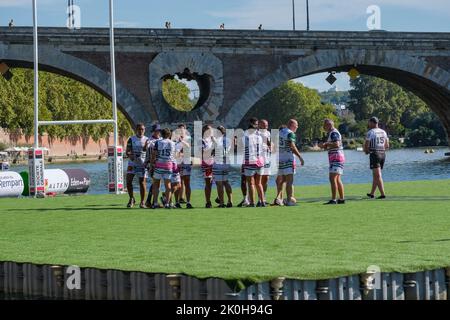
[
  {"xmin": 347, "ymin": 75, "xmax": 447, "ymax": 147},
  {"xmin": 1, "ymin": 69, "xmax": 447, "ymax": 148},
  {"xmin": 0, "ymin": 68, "xmax": 133, "ymax": 143}
]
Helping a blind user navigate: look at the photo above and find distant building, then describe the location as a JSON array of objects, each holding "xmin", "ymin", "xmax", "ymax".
[
  {"xmin": 333, "ymin": 103, "xmax": 349, "ymax": 117},
  {"xmin": 328, "ymin": 85, "xmax": 338, "ymax": 92}
]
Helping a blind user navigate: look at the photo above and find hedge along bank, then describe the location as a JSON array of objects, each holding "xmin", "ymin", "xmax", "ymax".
[{"xmin": 0, "ymin": 169, "xmax": 90, "ymax": 198}]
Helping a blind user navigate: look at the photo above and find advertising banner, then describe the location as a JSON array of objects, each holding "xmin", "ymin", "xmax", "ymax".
[
  {"xmin": 108, "ymin": 146, "xmax": 124, "ymax": 193},
  {"xmin": 0, "ymin": 172, "xmax": 25, "ymax": 197},
  {"xmin": 28, "ymin": 148, "xmax": 45, "ymax": 197}
]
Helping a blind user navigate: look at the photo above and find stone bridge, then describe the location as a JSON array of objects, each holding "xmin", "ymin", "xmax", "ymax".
[{"xmin": 1, "ymin": 27, "xmax": 449, "ymax": 140}]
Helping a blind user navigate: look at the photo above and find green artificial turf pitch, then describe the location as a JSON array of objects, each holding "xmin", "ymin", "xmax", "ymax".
[{"xmin": 0, "ymin": 179, "xmax": 449, "ymax": 283}]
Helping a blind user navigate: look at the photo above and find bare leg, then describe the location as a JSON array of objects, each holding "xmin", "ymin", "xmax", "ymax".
[
  {"xmin": 216, "ymin": 181, "xmax": 225, "ymax": 205},
  {"xmin": 376, "ymin": 168, "xmax": 385, "ymax": 196},
  {"xmin": 337, "ymin": 175, "xmax": 345, "ymax": 200},
  {"xmin": 285, "ymin": 174, "xmax": 294, "ymax": 201},
  {"xmin": 255, "ymin": 174, "xmax": 265, "ymax": 203},
  {"xmin": 179, "ymin": 178, "xmax": 185, "ymax": 201},
  {"xmin": 173, "ymin": 183, "xmax": 181, "ymax": 204},
  {"xmin": 126, "ymin": 174, "xmax": 135, "ymax": 200},
  {"xmin": 241, "ymin": 174, "xmax": 247, "ymax": 199},
  {"xmin": 275, "ymin": 175, "xmax": 284, "ymax": 200},
  {"xmin": 204, "ymin": 178, "xmax": 212, "ymax": 205},
  {"xmin": 138, "ymin": 177, "xmax": 146, "ymax": 205},
  {"xmin": 164, "ymin": 179, "xmax": 172, "ymax": 205},
  {"xmin": 329, "ymin": 174, "xmax": 338, "ymax": 200},
  {"xmin": 183, "ymin": 176, "xmax": 192, "ymax": 203},
  {"xmin": 152, "ymin": 179, "xmax": 161, "ymax": 206},
  {"xmin": 370, "ymin": 169, "xmax": 378, "ymax": 195},
  {"xmin": 261, "ymin": 175, "xmax": 269, "ymax": 195},
  {"xmin": 246, "ymin": 176, "xmax": 255, "ymax": 204},
  {"xmin": 224, "ymin": 181, "xmax": 233, "ymax": 205}
]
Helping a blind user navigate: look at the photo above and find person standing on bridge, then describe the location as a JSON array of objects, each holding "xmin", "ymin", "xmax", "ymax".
[
  {"xmin": 126, "ymin": 123, "xmax": 150, "ymax": 208},
  {"xmin": 364, "ymin": 117, "xmax": 389, "ymax": 199},
  {"xmin": 320, "ymin": 119, "xmax": 345, "ymax": 205}
]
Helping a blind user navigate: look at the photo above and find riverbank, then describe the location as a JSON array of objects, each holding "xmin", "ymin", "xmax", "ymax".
[{"xmin": 0, "ymin": 179, "xmax": 449, "ymax": 282}]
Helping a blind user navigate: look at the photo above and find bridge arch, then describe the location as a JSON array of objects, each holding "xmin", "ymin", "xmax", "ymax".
[
  {"xmin": 0, "ymin": 44, "xmax": 152, "ymax": 127},
  {"xmin": 224, "ymin": 49, "xmax": 450, "ymax": 138}
]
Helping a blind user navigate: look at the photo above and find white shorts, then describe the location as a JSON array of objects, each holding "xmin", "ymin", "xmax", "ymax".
[
  {"xmin": 329, "ymin": 163, "xmax": 344, "ymax": 175},
  {"xmin": 261, "ymin": 164, "xmax": 272, "ymax": 176},
  {"xmin": 153, "ymin": 172, "xmax": 172, "ymax": 181},
  {"xmin": 127, "ymin": 165, "xmax": 147, "ymax": 179},
  {"xmin": 181, "ymin": 164, "xmax": 192, "ymax": 177},
  {"xmin": 278, "ymin": 161, "xmax": 296, "ymax": 176},
  {"xmin": 213, "ymin": 164, "xmax": 230, "ymax": 182},
  {"xmin": 171, "ymin": 172, "xmax": 181, "ymax": 184},
  {"xmin": 244, "ymin": 167, "xmax": 263, "ymax": 177}
]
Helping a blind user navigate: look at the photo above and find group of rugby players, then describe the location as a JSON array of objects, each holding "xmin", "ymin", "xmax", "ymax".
[{"xmin": 125, "ymin": 116, "xmax": 389, "ymax": 209}]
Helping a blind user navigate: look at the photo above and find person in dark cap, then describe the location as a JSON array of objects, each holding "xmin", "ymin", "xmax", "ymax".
[
  {"xmin": 144, "ymin": 123, "xmax": 162, "ymax": 207},
  {"xmin": 364, "ymin": 117, "xmax": 389, "ymax": 199}
]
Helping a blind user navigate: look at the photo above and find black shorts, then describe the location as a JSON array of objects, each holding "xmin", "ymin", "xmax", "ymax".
[{"xmin": 370, "ymin": 152, "xmax": 386, "ymax": 170}]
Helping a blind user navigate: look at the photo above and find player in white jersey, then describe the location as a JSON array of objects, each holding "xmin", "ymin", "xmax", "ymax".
[
  {"xmin": 242, "ymin": 118, "xmax": 266, "ymax": 207},
  {"xmin": 212, "ymin": 126, "xmax": 233, "ymax": 208},
  {"xmin": 364, "ymin": 117, "xmax": 389, "ymax": 199},
  {"xmin": 202, "ymin": 125, "xmax": 215, "ymax": 208},
  {"xmin": 258, "ymin": 119, "xmax": 272, "ymax": 204},
  {"xmin": 174, "ymin": 123, "xmax": 193, "ymax": 209},
  {"xmin": 144, "ymin": 124, "xmax": 162, "ymax": 207},
  {"xmin": 150, "ymin": 128, "xmax": 176, "ymax": 209},
  {"xmin": 320, "ymin": 119, "xmax": 345, "ymax": 205},
  {"xmin": 125, "ymin": 123, "xmax": 149, "ymax": 208},
  {"xmin": 275, "ymin": 119, "xmax": 304, "ymax": 206}
]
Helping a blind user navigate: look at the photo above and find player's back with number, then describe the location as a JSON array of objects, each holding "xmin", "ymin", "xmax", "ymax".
[{"xmin": 367, "ymin": 128, "xmax": 389, "ymax": 153}]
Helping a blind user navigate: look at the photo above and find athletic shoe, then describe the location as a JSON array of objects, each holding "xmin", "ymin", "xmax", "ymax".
[
  {"xmin": 226, "ymin": 203, "xmax": 233, "ymax": 208},
  {"xmin": 215, "ymin": 197, "xmax": 221, "ymax": 204},
  {"xmin": 272, "ymin": 198, "xmax": 284, "ymax": 206},
  {"xmin": 179, "ymin": 198, "xmax": 187, "ymax": 204},
  {"xmin": 285, "ymin": 201, "xmax": 297, "ymax": 207},
  {"xmin": 164, "ymin": 204, "xmax": 171, "ymax": 209},
  {"xmin": 139, "ymin": 203, "xmax": 147, "ymax": 209},
  {"xmin": 237, "ymin": 199, "xmax": 250, "ymax": 207},
  {"xmin": 175, "ymin": 203, "xmax": 182, "ymax": 209},
  {"xmin": 324, "ymin": 200, "xmax": 338, "ymax": 205},
  {"xmin": 151, "ymin": 204, "xmax": 160, "ymax": 209},
  {"xmin": 186, "ymin": 203, "xmax": 194, "ymax": 209},
  {"xmin": 127, "ymin": 198, "xmax": 136, "ymax": 208},
  {"xmin": 377, "ymin": 195, "xmax": 386, "ymax": 199},
  {"xmin": 206, "ymin": 202, "xmax": 212, "ymax": 209},
  {"xmin": 367, "ymin": 194, "xmax": 375, "ymax": 199},
  {"xmin": 256, "ymin": 201, "xmax": 267, "ymax": 207},
  {"xmin": 246, "ymin": 203, "xmax": 256, "ymax": 208},
  {"xmin": 218, "ymin": 204, "xmax": 226, "ymax": 208},
  {"xmin": 337, "ymin": 199, "xmax": 346, "ymax": 204}
]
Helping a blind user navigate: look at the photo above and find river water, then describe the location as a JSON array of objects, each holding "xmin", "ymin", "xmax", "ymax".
[{"xmin": 10, "ymin": 148, "xmax": 450, "ymax": 195}]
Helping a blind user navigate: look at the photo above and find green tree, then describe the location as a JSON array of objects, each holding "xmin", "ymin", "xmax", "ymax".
[
  {"xmin": 162, "ymin": 78, "xmax": 193, "ymax": 112},
  {"xmin": 349, "ymin": 75, "xmax": 429, "ymax": 136},
  {"xmin": 0, "ymin": 68, "xmax": 133, "ymax": 141},
  {"xmin": 242, "ymin": 81, "xmax": 339, "ymax": 142}
]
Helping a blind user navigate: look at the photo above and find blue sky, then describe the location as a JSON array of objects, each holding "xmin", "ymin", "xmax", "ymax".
[{"xmin": 1, "ymin": 0, "xmax": 449, "ymax": 91}]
